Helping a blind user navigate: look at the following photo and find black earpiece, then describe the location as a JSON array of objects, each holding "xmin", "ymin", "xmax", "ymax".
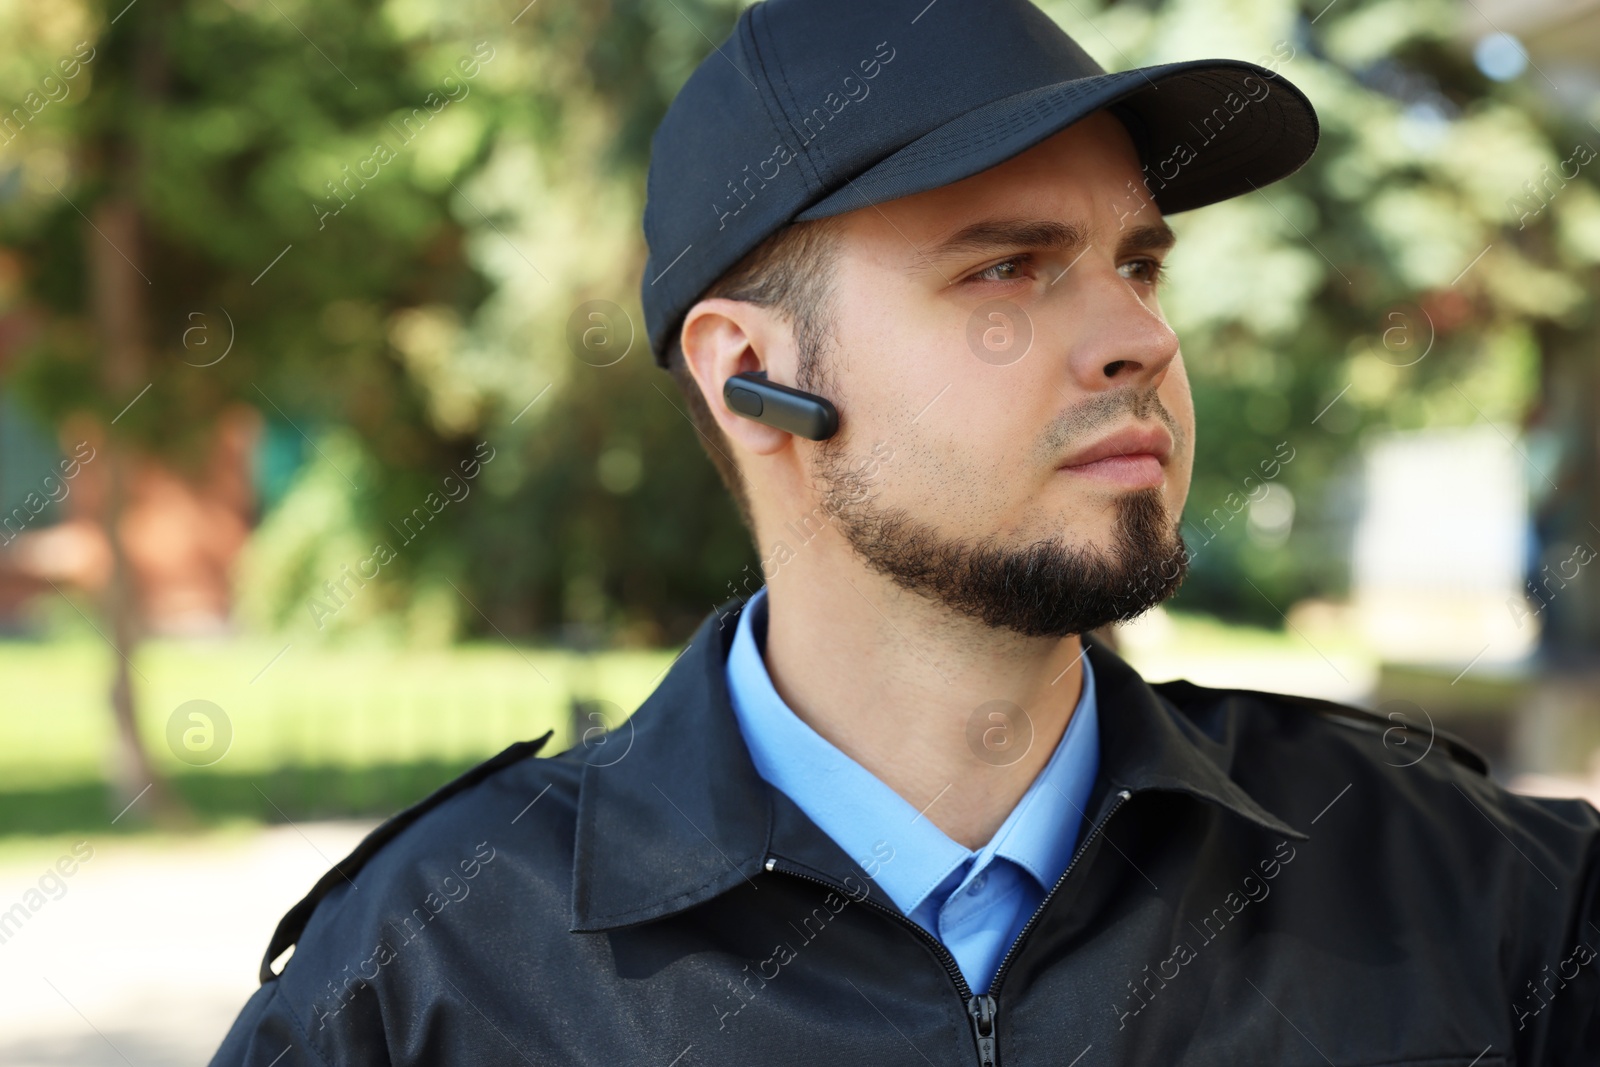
[{"xmin": 723, "ymin": 371, "xmax": 839, "ymax": 441}]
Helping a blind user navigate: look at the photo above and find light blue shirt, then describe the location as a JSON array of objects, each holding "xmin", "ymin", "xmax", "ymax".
[{"xmin": 724, "ymin": 585, "xmax": 1100, "ymax": 994}]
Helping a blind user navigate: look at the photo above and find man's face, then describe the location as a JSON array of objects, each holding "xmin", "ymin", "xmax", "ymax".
[{"xmin": 804, "ymin": 110, "xmax": 1195, "ymax": 636}]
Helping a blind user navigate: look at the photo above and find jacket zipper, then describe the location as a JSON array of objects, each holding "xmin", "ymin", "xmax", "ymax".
[
  {"xmin": 987, "ymin": 787, "xmax": 1133, "ymax": 997},
  {"xmin": 763, "ymin": 786, "xmax": 1133, "ymax": 1067},
  {"xmin": 967, "ymin": 992, "xmax": 998, "ymax": 1066}
]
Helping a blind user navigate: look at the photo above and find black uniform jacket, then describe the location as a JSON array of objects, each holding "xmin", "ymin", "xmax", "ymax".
[{"xmin": 212, "ymin": 603, "xmax": 1600, "ymax": 1066}]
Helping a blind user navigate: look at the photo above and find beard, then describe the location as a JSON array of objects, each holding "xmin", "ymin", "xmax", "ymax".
[{"xmin": 810, "ymin": 440, "xmax": 1190, "ymax": 639}]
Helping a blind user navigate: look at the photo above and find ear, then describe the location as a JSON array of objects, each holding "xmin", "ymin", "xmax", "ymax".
[{"xmin": 680, "ymin": 297, "xmax": 801, "ymax": 458}]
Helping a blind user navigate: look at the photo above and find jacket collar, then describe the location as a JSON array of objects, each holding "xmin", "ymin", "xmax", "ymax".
[{"xmin": 569, "ymin": 597, "xmax": 1307, "ymax": 933}]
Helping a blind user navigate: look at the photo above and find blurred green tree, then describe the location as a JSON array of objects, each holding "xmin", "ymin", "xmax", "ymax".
[
  {"xmin": 1, "ymin": 0, "xmax": 1597, "ymax": 825},
  {"xmin": 0, "ymin": 0, "xmax": 531, "ymax": 814}
]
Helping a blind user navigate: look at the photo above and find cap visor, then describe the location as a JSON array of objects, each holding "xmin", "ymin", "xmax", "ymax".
[{"xmin": 793, "ymin": 58, "xmax": 1318, "ymax": 221}]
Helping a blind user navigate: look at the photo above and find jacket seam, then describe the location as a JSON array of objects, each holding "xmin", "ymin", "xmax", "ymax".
[
  {"xmin": 264, "ymin": 979, "xmax": 337, "ymax": 1067},
  {"xmin": 262, "ymin": 734, "xmax": 552, "ymax": 981},
  {"xmin": 1338, "ymin": 1057, "xmax": 1505, "ymax": 1067}
]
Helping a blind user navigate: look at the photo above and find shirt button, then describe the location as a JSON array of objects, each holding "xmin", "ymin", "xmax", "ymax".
[{"xmin": 967, "ymin": 872, "xmax": 988, "ymax": 895}]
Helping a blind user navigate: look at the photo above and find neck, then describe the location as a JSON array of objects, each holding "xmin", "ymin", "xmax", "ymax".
[{"xmin": 760, "ymin": 548, "xmax": 1089, "ymax": 851}]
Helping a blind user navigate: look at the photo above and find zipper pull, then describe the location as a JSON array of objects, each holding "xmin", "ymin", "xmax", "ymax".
[{"xmin": 966, "ymin": 993, "xmax": 999, "ymax": 1067}]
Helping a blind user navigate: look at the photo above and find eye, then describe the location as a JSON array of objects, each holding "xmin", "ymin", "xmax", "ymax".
[
  {"xmin": 969, "ymin": 256, "xmax": 1029, "ymax": 283},
  {"xmin": 1119, "ymin": 258, "xmax": 1167, "ymax": 287}
]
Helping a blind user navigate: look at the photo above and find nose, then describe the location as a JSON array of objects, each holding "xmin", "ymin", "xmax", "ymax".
[{"xmin": 1062, "ymin": 266, "xmax": 1180, "ymax": 387}]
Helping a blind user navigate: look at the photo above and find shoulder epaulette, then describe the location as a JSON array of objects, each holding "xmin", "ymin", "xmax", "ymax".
[
  {"xmin": 258, "ymin": 732, "xmax": 553, "ymax": 984},
  {"xmin": 1158, "ymin": 679, "xmax": 1490, "ymax": 777},
  {"xmin": 1294, "ymin": 696, "xmax": 1490, "ymax": 776}
]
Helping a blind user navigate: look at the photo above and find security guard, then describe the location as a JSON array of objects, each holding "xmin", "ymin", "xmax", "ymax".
[{"xmin": 213, "ymin": 1, "xmax": 1600, "ymax": 1063}]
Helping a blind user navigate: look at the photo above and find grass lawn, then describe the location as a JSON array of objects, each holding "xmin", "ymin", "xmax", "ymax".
[
  {"xmin": 0, "ymin": 608, "xmax": 1370, "ymax": 839},
  {"xmin": 1, "ymin": 636, "xmax": 677, "ymax": 837}
]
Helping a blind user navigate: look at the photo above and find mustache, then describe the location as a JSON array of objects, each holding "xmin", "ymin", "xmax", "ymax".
[{"xmin": 1036, "ymin": 385, "xmax": 1186, "ymax": 463}]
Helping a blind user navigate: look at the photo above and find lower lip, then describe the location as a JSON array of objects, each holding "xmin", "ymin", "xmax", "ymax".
[{"xmin": 1059, "ymin": 454, "xmax": 1164, "ymax": 487}]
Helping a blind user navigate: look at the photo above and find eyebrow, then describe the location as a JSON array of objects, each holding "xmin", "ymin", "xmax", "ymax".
[
  {"xmin": 914, "ymin": 216, "xmax": 1177, "ymax": 276},
  {"xmin": 1119, "ymin": 222, "xmax": 1178, "ymax": 256},
  {"xmin": 925, "ymin": 218, "xmax": 1088, "ymax": 261}
]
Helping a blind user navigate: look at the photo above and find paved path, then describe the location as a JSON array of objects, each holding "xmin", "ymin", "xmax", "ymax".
[{"xmin": 0, "ymin": 821, "xmax": 377, "ymax": 1067}]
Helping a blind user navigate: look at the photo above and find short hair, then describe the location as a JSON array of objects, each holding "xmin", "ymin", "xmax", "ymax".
[{"xmin": 663, "ymin": 215, "xmax": 844, "ymax": 540}]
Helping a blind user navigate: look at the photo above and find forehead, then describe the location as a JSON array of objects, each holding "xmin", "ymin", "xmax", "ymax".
[{"xmin": 832, "ymin": 110, "xmax": 1148, "ymax": 254}]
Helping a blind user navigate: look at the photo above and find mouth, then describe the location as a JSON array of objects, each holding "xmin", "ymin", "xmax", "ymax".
[{"xmin": 1056, "ymin": 423, "xmax": 1173, "ymax": 489}]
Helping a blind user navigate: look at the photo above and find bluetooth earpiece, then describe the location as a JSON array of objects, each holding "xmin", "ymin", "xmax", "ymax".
[{"xmin": 722, "ymin": 371, "xmax": 839, "ymax": 441}]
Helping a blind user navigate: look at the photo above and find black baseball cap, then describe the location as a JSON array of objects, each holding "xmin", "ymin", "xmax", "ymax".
[{"xmin": 641, "ymin": 0, "xmax": 1319, "ymax": 367}]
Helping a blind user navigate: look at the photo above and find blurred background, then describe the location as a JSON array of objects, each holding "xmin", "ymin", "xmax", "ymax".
[{"xmin": 1, "ymin": 0, "xmax": 1598, "ymax": 1062}]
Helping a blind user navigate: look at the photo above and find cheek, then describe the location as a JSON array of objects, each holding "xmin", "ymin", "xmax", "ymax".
[
  {"xmin": 1163, "ymin": 355, "xmax": 1195, "ymax": 441},
  {"xmin": 1161, "ymin": 355, "xmax": 1196, "ymax": 495},
  {"xmin": 839, "ymin": 294, "xmax": 973, "ymax": 431}
]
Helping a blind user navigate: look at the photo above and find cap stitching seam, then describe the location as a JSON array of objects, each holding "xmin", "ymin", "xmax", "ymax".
[{"xmin": 745, "ymin": 3, "xmax": 825, "ymax": 193}]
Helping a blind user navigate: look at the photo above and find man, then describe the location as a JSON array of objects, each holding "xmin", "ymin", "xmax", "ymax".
[{"xmin": 213, "ymin": 1, "xmax": 1600, "ymax": 1063}]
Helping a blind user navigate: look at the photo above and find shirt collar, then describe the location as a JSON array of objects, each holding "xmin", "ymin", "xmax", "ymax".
[
  {"xmin": 725, "ymin": 585, "xmax": 1099, "ymax": 916},
  {"xmin": 569, "ymin": 594, "xmax": 1308, "ymax": 933}
]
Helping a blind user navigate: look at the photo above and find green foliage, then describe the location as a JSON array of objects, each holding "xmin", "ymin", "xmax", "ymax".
[{"xmin": 2, "ymin": 0, "xmax": 1594, "ymax": 640}]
